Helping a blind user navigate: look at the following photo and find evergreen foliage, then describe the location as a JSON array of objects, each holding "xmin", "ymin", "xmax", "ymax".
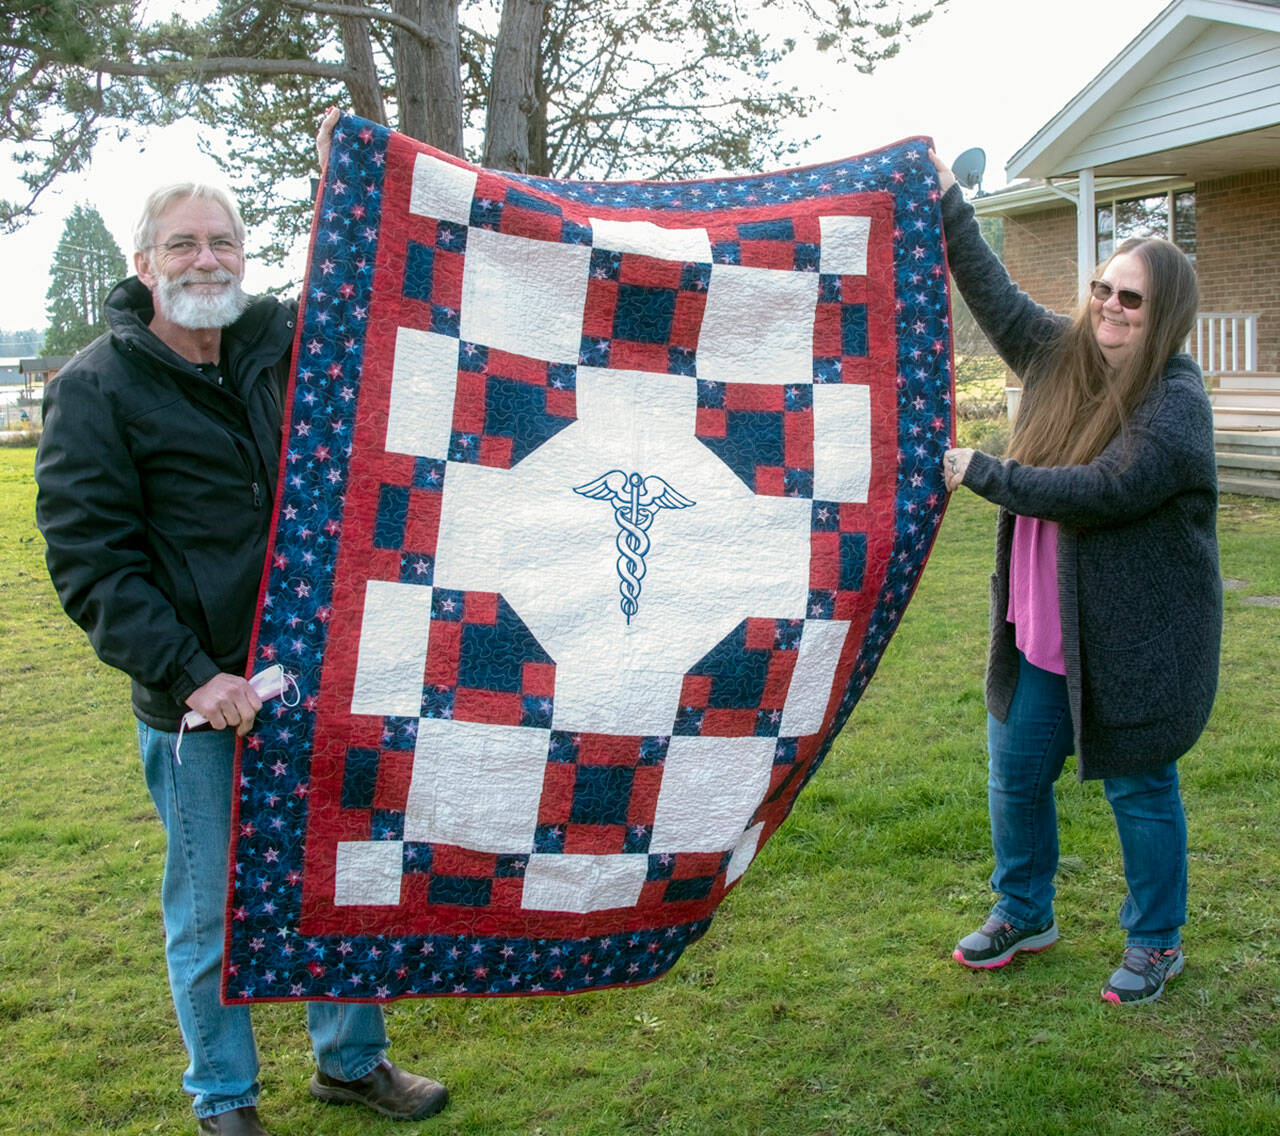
[
  {"xmin": 41, "ymin": 204, "xmax": 126, "ymax": 356},
  {"xmin": 2, "ymin": 0, "xmax": 948, "ymax": 262},
  {"xmin": 0, "ymin": 327, "xmax": 44, "ymax": 357}
]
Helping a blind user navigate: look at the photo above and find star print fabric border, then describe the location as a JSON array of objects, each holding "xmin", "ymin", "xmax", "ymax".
[{"xmin": 224, "ymin": 116, "xmax": 953, "ymax": 1002}]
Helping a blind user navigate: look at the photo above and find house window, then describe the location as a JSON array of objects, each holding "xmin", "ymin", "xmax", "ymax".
[{"xmin": 1096, "ymin": 190, "xmax": 1195, "ymax": 261}]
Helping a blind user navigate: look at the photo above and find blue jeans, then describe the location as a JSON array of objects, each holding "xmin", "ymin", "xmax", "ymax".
[
  {"xmin": 985, "ymin": 653, "xmax": 1187, "ymax": 951},
  {"xmin": 138, "ymin": 722, "xmax": 389, "ymax": 1119}
]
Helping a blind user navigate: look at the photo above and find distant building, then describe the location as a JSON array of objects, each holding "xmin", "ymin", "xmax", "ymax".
[
  {"xmin": 967, "ymin": 0, "xmax": 1280, "ymax": 494},
  {"xmin": 971, "ymin": 0, "xmax": 1279, "ymax": 402},
  {"xmin": 19, "ymin": 355, "xmax": 73, "ymax": 389}
]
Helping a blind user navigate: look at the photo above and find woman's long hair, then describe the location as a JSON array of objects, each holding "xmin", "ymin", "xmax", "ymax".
[{"xmin": 1008, "ymin": 237, "xmax": 1199, "ymax": 467}]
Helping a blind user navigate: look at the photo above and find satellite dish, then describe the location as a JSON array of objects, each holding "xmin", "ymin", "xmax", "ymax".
[{"xmin": 951, "ymin": 147, "xmax": 987, "ymax": 193}]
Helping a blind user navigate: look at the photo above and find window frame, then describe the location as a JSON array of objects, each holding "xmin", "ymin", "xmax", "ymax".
[{"xmin": 1096, "ymin": 188, "xmax": 1196, "ymax": 262}]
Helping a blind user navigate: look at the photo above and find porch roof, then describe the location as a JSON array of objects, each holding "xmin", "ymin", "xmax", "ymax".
[{"xmin": 1006, "ymin": 0, "xmax": 1280, "ymax": 182}]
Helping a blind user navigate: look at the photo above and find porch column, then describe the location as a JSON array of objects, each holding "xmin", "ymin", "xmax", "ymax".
[{"xmin": 1076, "ymin": 167, "xmax": 1095, "ymax": 303}]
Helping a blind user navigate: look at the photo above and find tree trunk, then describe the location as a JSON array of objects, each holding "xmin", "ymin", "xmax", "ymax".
[
  {"xmin": 391, "ymin": 0, "xmax": 463, "ymax": 156},
  {"xmin": 483, "ymin": 0, "xmax": 547, "ymax": 173},
  {"xmin": 336, "ymin": 0, "xmax": 387, "ymax": 124}
]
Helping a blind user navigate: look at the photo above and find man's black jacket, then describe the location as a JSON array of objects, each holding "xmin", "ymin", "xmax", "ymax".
[{"xmin": 36, "ymin": 277, "xmax": 297, "ymax": 729}]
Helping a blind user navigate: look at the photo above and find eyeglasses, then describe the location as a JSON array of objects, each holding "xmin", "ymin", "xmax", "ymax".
[
  {"xmin": 1089, "ymin": 279, "xmax": 1144, "ymax": 310},
  {"xmin": 147, "ymin": 237, "xmax": 244, "ymax": 261}
]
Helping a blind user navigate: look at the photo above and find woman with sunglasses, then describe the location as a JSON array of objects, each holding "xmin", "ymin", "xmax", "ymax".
[{"xmin": 930, "ymin": 151, "xmax": 1221, "ymax": 1005}]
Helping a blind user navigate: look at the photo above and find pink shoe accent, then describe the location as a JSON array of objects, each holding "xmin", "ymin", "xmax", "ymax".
[
  {"xmin": 953, "ymin": 947, "xmax": 1016, "ymax": 970},
  {"xmin": 1102, "ymin": 991, "xmax": 1122, "ymax": 1004}
]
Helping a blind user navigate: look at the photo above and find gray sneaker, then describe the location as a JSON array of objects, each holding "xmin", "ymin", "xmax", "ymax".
[
  {"xmin": 1101, "ymin": 946, "xmax": 1184, "ymax": 1005},
  {"xmin": 953, "ymin": 916, "xmax": 1058, "ymax": 969}
]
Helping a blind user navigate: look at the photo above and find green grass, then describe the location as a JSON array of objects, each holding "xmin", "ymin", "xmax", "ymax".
[{"xmin": 2, "ymin": 446, "xmax": 1278, "ymax": 1136}]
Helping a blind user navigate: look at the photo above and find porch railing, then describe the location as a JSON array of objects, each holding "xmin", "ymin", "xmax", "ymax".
[{"xmin": 1189, "ymin": 313, "xmax": 1258, "ymax": 374}]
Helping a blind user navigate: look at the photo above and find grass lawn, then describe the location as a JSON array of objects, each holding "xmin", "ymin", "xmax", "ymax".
[{"xmin": 2, "ymin": 446, "xmax": 1277, "ymax": 1136}]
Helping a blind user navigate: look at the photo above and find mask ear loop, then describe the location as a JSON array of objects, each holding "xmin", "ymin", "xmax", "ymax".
[{"xmin": 173, "ymin": 670, "xmax": 301, "ymax": 765}]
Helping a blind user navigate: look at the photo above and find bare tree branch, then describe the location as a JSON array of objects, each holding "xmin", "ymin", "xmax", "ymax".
[
  {"xmin": 332, "ymin": 0, "xmax": 388, "ymax": 123},
  {"xmin": 2, "ymin": 0, "xmax": 946, "ymax": 251},
  {"xmin": 80, "ymin": 56, "xmax": 347, "ymax": 80},
  {"xmin": 275, "ymin": 0, "xmax": 435, "ymax": 49}
]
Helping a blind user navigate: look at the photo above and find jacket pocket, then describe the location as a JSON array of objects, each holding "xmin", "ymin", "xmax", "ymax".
[
  {"xmin": 183, "ymin": 546, "xmax": 259, "ymax": 664},
  {"xmin": 1081, "ymin": 627, "xmax": 1179, "ymax": 728}
]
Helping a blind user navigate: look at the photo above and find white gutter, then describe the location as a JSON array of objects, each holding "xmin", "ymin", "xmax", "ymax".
[{"xmin": 971, "ymin": 174, "xmax": 1192, "ymax": 216}]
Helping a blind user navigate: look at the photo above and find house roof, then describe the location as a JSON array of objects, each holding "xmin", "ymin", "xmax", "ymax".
[
  {"xmin": 1008, "ymin": 0, "xmax": 1280, "ymax": 180},
  {"xmin": 19, "ymin": 356, "xmax": 72, "ymax": 373}
]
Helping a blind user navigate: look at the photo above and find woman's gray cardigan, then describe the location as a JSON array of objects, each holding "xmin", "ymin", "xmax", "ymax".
[{"xmin": 941, "ymin": 185, "xmax": 1221, "ymax": 780}]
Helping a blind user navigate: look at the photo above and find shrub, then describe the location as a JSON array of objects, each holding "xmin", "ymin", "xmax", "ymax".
[
  {"xmin": 953, "ymin": 353, "xmax": 1012, "ymax": 454},
  {"xmin": 0, "ymin": 428, "xmax": 40, "ymax": 448},
  {"xmin": 957, "ymin": 416, "xmax": 1010, "ymax": 455}
]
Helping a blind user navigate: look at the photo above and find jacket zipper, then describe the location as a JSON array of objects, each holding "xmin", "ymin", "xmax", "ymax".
[{"xmin": 194, "ymin": 370, "xmax": 270, "ymax": 512}]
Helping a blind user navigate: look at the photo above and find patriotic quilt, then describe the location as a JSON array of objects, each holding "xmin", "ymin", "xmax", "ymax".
[{"xmin": 225, "ymin": 114, "xmax": 953, "ymax": 1002}]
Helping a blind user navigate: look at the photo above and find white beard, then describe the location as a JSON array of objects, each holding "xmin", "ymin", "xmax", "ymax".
[{"xmin": 154, "ymin": 268, "xmax": 250, "ymax": 330}]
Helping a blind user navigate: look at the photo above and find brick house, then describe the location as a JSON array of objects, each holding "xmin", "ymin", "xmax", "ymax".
[{"xmin": 967, "ymin": 0, "xmax": 1280, "ymax": 495}]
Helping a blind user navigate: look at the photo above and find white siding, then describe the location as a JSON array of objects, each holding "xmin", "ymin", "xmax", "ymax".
[{"xmin": 1062, "ymin": 24, "xmax": 1280, "ymax": 170}]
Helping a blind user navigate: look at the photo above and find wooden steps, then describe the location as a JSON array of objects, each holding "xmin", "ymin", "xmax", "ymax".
[
  {"xmin": 1209, "ymin": 374, "xmax": 1280, "ymax": 431},
  {"xmin": 1215, "ymin": 429, "xmax": 1280, "ymax": 499}
]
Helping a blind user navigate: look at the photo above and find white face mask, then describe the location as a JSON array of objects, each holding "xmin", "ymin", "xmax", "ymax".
[
  {"xmin": 154, "ymin": 266, "xmax": 251, "ymax": 330},
  {"xmin": 173, "ymin": 665, "xmax": 298, "ymax": 762}
]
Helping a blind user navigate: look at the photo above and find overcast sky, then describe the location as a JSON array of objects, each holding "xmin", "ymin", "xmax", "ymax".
[{"xmin": 1, "ymin": 0, "xmax": 1172, "ymax": 337}]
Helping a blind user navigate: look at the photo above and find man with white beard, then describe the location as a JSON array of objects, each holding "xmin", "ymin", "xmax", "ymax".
[{"xmin": 35, "ymin": 177, "xmax": 448, "ymax": 1136}]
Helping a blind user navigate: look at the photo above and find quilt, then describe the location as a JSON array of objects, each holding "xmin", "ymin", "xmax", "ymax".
[{"xmin": 224, "ymin": 114, "xmax": 953, "ymax": 1002}]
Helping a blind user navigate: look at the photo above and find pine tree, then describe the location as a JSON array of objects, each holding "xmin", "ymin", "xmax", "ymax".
[
  {"xmin": 0, "ymin": 327, "xmax": 44, "ymax": 357},
  {"xmin": 43, "ymin": 205, "xmax": 126, "ymax": 356}
]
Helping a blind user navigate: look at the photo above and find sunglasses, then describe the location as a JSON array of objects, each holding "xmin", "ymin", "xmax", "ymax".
[{"xmin": 1089, "ymin": 279, "xmax": 1144, "ymax": 310}]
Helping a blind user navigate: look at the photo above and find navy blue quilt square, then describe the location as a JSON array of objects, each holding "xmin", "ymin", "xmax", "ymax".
[
  {"xmin": 613, "ymin": 283, "xmax": 677, "ymax": 344},
  {"xmin": 372, "ymin": 485, "xmax": 410, "ymax": 549},
  {"xmin": 663, "ymin": 876, "xmax": 715, "ymax": 902},
  {"xmin": 370, "ymin": 809, "xmax": 405, "ymax": 840},
  {"xmin": 842, "ymin": 304, "xmax": 869, "ymax": 355},
  {"xmin": 340, "ymin": 746, "xmax": 380, "ymax": 809},
  {"xmin": 569, "ymin": 765, "xmax": 635, "ymax": 826},
  {"xmin": 402, "ymin": 240, "xmax": 434, "ymax": 303},
  {"xmin": 428, "ymin": 876, "xmax": 492, "ymax": 906}
]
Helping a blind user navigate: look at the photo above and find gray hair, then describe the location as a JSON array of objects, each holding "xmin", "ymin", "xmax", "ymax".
[{"xmin": 132, "ymin": 182, "xmax": 248, "ymax": 254}]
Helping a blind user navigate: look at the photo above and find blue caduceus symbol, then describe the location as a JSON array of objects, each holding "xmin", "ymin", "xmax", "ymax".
[{"xmin": 573, "ymin": 470, "xmax": 695, "ymax": 624}]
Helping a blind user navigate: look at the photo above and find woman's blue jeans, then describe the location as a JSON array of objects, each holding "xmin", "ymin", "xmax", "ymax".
[
  {"xmin": 138, "ymin": 722, "xmax": 389, "ymax": 1119},
  {"xmin": 985, "ymin": 653, "xmax": 1186, "ymax": 951}
]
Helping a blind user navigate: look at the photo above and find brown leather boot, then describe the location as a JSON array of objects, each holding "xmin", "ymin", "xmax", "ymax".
[
  {"xmin": 310, "ymin": 1058, "xmax": 448, "ymax": 1120},
  {"xmin": 196, "ymin": 1105, "xmax": 272, "ymax": 1135}
]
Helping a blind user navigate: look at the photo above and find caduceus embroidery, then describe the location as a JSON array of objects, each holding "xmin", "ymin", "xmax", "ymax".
[{"xmin": 573, "ymin": 470, "xmax": 695, "ymax": 624}]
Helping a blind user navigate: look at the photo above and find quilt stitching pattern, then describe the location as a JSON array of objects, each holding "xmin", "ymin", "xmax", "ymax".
[{"xmin": 225, "ymin": 116, "xmax": 953, "ymax": 1002}]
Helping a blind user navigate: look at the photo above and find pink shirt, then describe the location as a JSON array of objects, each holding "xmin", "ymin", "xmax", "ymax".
[{"xmin": 1007, "ymin": 515, "xmax": 1066, "ymax": 675}]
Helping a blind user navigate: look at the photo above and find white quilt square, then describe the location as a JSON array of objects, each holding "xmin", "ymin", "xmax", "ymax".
[
  {"xmin": 459, "ymin": 228, "xmax": 591, "ymax": 364},
  {"xmin": 522, "ymin": 853, "xmax": 649, "ymax": 913},
  {"xmin": 350, "ymin": 581, "xmax": 434, "ymax": 717},
  {"xmin": 819, "ymin": 215, "xmax": 873, "ymax": 275},
  {"xmin": 387, "ymin": 327, "xmax": 459, "ymax": 458},
  {"xmin": 588, "ymin": 217, "xmax": 712, "ymax": 263},
  {"xmin": 812, "ymin": 383, "xmax": 872, "ymax": 502},
  {"xmin": 725, "ymin": 823, "xmax": 764, "ymax": 886},
  {"xmin": 696, "ymin": 264, "xmax": 818, "ymax": 384},
  {"xmin": 650, "ymin": 736, "xmax": 776, "ymax": 853},
  {"xmin": 402, "ymin": 719, "xmax": 549, "ymax": 852},
  {"xmin": 334, "ymin": 840, "xmax": 404, "ymax": 906},
  {"xmin": 409, "ymin": 152, "xmax": 478, "ymax": 226},
  {"xmin": 779, "ymin": 620, "xmax": 850, "ymax": 737}
]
